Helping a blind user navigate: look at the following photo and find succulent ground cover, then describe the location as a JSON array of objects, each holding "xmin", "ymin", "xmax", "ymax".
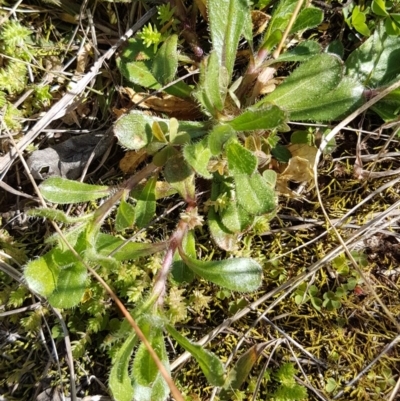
[{"xmin": 0, "ymin": 1, "xmax": 400, "ymax": 400}]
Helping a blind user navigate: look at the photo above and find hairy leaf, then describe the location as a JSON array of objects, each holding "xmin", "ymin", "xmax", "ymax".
[
  {"xmin": 371, "ymin": 88, "xmax": 400, "ymax": 121},
  {"xmin": 135, "ymin": 176, "xmax": 157, "ymax": 228},
  {"xmin": 24, "ymin": 251, "xmax": 59, "ymax": 297},
  {"xmin": 227, "ymin": 105, "xmax": 286, "ymax": 131},
  {"xmin": 166, "ymin": 324, "xmax": 225, "ymax": 386},
  {"xmin": 183, "ymin": 138, "xmax": 213, "ymax": 179},
  {"xmin": 220, "ymin": 343, "xmax": 269, "ymax": 399},
  {"xmin": 115, "ymin": 112, "xmax": 208, "ymax": 151},
  {"xmin": 276, "ymin": 40, "xmax": 321, "ymax": 62},
  {"xmin": 235, "ymin": 173, "xmax": 276, "ymax": 215},
  {"xmin": 114, "ymin": 112, "xmax": 153, "ymax": 150},
  {"xmin": 226, "ymin": 141, "xmax": 257, "ymax": 175},
  {"xmin": 208, "ymin": 124, "xmax": 236, "ymax": 156},
  {"xmin": 261, "ymin": 0, "xmax": 297, "ymax": 49},
  {"xmin": 48, "ymin": 262, "xmax": 87, "ymax": 308},
  {"xmin": 288, "ymin": 76, "xmax": 365, "ymax": 121},
  {"xmin": 39, "ymin": 177, "xmax": 109, "ymax": 204},
  {"xmin": 290, "ymin": 7, "xmax": 323, "ymax": 33},
  {"xmin": 164, "ymin": 155, "xmax": 195, "ymax": 201},
  {"xmin": 208, "ymin": 0, "xmax": 250, "ymax": 82},
  {"xmin": 152, "ymin": 35, "xmax": 178, "ymax": 85},
  {"xmin": 116, "ymin": 199, "xmax": 136, "ymax": 231},
  {"xmin": 132, "ymin": 327, "xmax": 169, "ymax": 401},
  {"xmin": 208, "ymin": 208, "xmax": 239, "ymax": 251},
  {"xmin": 259, "ymin": 54, "xmax": 365, "ymax": 121},
  {"xmin": 180, "ymin": 251, "xmax": 263, "ymax": 292},
  {"xmin": 109, "ymin": 332, "xmax": 137, "ymax": 401},
  {"xmin": 259, "ymin": 54, "xmax": 343, "ymax": 110},
  {"xmin": 95, "ymin": 233, "xmax": 167, "ymax": 261},
  {"xmin": 27, "ymin": 207, "xmax": 92, "ymax": 224},
  {"xmin": 119, "ymin": 60, "xmax": 160, "ymax": 89},
  {"xmin": 220, "ymin": 202, "xmax": 254, "ymax": 233},
  {"xmin": 345, "ymin": 23, "xmax": 400, "ymax": 87}
]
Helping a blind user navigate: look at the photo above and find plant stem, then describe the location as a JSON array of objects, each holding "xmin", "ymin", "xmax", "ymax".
[{"xmin": 152, "ymin": 218, "xmax": 189, "ymax": 306}]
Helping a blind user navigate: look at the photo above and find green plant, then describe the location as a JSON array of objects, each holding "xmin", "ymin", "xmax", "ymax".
[
  {"xmin": 22, "ymin": 0, "xmax": 400, "ymax": 400},
  {"xmin": 344, "ymin": 0, "xmax": 400, "ymax": 36},
  {"xmin": 0, "ymin": 19, "xmax": 63, "ymax": 131}
]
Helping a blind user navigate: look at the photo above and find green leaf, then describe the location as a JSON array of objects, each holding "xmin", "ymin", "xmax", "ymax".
[
  {"xmin": 290, "ymin": 7, "xmax": 324, "ymax": 33},
  {"xmin": 227, "ymin": 105, "xmax": 287, "ymax": 131},
  {"xmin": 220, "ymin": 343, "xmax": 268, "ymax": 399},
  {"xmin": 152, "ymin": 121, "xmax": 168, "ymax": 143},
  {"xmin": 262, "ymin": 170, "xmax": 277, "ymax": 188},
  {"xmin": 271, "ymin": 144, "xmax": 291, "ymax": 162},
  {"xmin": 290, "ymin": 131, "xmax": 313, "ymax": 145},
  {"xmin": 206, "ymin": 51, "xmax": 229, "ymax": 112},
  {"xmin": 180, "ymin": 251, "xmax": 263, "ymax": 292},
  {"xmin": 261, "ymin": 29, "xmax": 282, "ymax": 51},
  {"xmin": 152, "ymin": 34, "xmax": 178, "ymax": 85},
  {"xmin": 134, "ymin": 176, "xmax": 157, "ymax": 228},
  {"xmin": 264, "ymin": 0, "xmax": 297, "ymax": 43},
  {"xmin": 118, "ymin": 60, "xmax": 160, "ymax": 89},
  {"xmin": 27, "ymin": 207, "xmax": 92, "ymax": 224},
  {"xmin": 288, "ymin": 76, "xmax": 365, "ymax": 121},
  {"xmin": 114, "ymin": 110, "xmax": 220, "ymax": 150},
  {"xmin": 325, "ymin": 378, "xmax": 338, "ymax": 393},
  {"xmin": 220, "ymin": 202, "xmax": 254, "ymax": 234},
  {"xmin": 351, "ymin": 6, "xmax": 370, "ymax": 36},
  {"xmin": 208, "ymin": 125, "xmax": 236, "ymax": 156},
  {"xmin": 276, "ymin": 40, "xmax": 321, "ymax": 62},
  {"xmin": 95, "ymin": 233, "xmax": 167, "ymax": 261},
  {"xmin": 207, "ymin": 177, "xmax": 240, "ymax": 250},
  {"xmin": 164, "ymin": 155, "xmax": 195, "ymax": 201},
  {"xmin": 39, "ymin": 177, "xmax": 109, "ymax": 204},
  {"xmin": 114, "ymin": 111, "xmax": 153, "ymax": 150},
  {"xmin": 119, "ymin": 38, "xmax": 154, "ymax": 62},
  {"xmin": 372, "ymin": 0, "xmax": 388, "ymax": 17},
  {"xmin": 385, "ymin": 15, "xmax": 400, "ymax": 35},
  {"xmin": 226, "ymin": 141, "xmax": 257, "ymax": 175},
  {"xmin": 208, "ymin": 208, "xmax": 239, "ymax": 251},
  {"xmin": 259, "ymin": 53, "xmax": 365, "ymax": 121},
  {"xmin": 166, "ymin": 324, "xmax": 225, "ymax": 386},
  {"xmin": 165, "ymin": 81, "xmax": 193, "ymax": 99},
  {"xmin": 131, "ymin": 327, "xmax": 169, "ymax": 401},
  {"xmin": 24, "ymin": 251, "xmax": 59, "ymax": 297},
  {"xmin": 325, "ymin": 39, "xmax": 344, "ymax": 58},
  {"xmin": 234, "ymin": 172, "xmax": 276, "ymax": 215},
  {"xmin": 183, "ymin": 138, "xmax": 213, "ymax": 179},
  {"xmin": 116, "ymin": 199, "xmax": 136, "ymax": 231},
  {"xmin": 153, "ymin": 145, "xmax": 178, "ymax": 167},
  {"xmin": 345, "ymin": 23, "xmax": 400, "ymax": 87},
  {"xmin": 85, "ymin": 247, "xmax": 119, "ymax": 271},
  {"xmin": 371, "ymin": 87, "xmax": 400, "ymax": 121},
  {"xmin": 259, "ymin": 54, "xmax": 343, "ymax": 111},
  {"xmin": 194, "ymin": 52, "xmax": 229, "ymax": 116},
  {"xmin": 48, "ymin": 262, "xmax": 87, "ymax": 308},
  {"xmin": 109, "ymin": 332, "xmax": 137, "ymax": 401},
  {"xmin": 208, "ymin": 0, "xmax": 250, "ymax": 83}
]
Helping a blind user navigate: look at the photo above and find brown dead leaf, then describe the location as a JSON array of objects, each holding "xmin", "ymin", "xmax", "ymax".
[
  {"xmin": 112, "ymin": 107, "xmax": 129, "ymax": 118},
  {"xmin": 279, "ymin": 156, "xmax": 314, "ymax": 183},
  {"xmin": 251, "ymin": 10, "xmax": 270, "ymax": 35},
  {"xmin": 76, "ymin": 43, "xmax": 91, "ymax": 74},
  {"xmin": 119, "ymin": 149, "xmax": 147, "ymax": 174},
  {"xmin": 287, "ymin": 143, "xmax": 317, "ymax": 165},
  {"xmin": 122, "ymin": 89, "xmax": 202, "ymax": 120},
  {"xmin": 276, "ymin": 144, "xmax": 317, "ymax": 197}
]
